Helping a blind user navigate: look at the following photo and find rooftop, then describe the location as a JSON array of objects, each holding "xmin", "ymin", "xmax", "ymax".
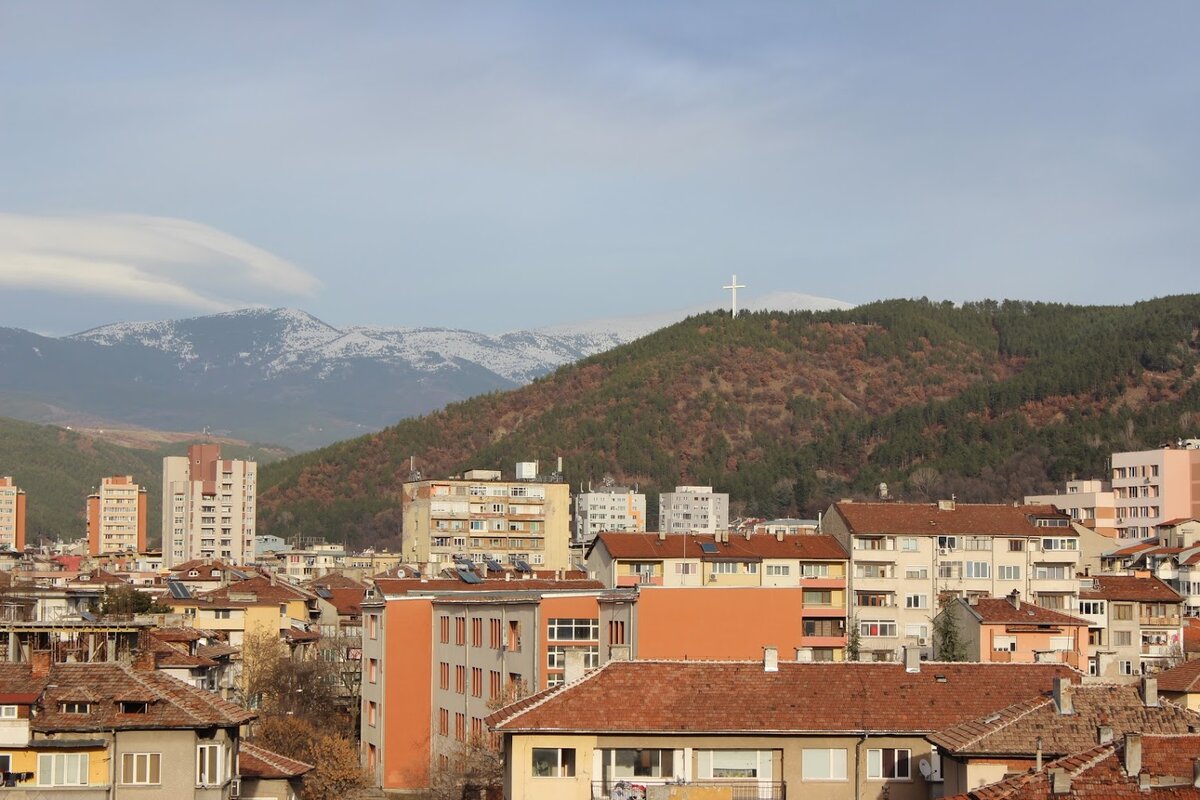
[
  {"xmin": 831, "ymin": 501, "xmax": 1073, "ymax": 537},
  {"xmin": 961, "ymin": 597, "xmax": 1091, "ymax": 627},
  {"xmin": 589, "ymin": 531, "xmax": 848, "ymax": 561},
  {"xmin": 239, "ymin": 742, "xmax": 314, "ymax": 779},
  {"xmin": 1080, "ymin": 575, "xmax": 1183, "ymax": 603}
]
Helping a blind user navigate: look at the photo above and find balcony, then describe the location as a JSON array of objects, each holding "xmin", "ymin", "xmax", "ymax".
[
  {"xmin": 592, "ymin": 781, "xmax": 786, "ymax": 800},
  {"xmin": 1142, "ymin": 644, "xmax": 1176, "ymax": 657},
  {"xmin": 617, "ymin": 575, "xmax": 663, "ymax": 587},
  {"xmin": 1141, "ymin": 615, "xmax": 1181, "ymax": 627}
]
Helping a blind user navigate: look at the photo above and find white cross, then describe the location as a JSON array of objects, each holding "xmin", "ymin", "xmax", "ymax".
[{"xmin": 723, "ymin": 274, "xmax": 746, "ymax": 318}]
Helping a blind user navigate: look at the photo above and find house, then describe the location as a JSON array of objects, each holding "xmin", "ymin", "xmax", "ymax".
[
  {"xmin": 936, "ymin": 594, "xmax": 1090, "ymax": 667},
  {"xmin": 237, "ymin": 742, "xmax": 313, "ymax": 800},
  {"xmin": 1153, "ymin": 659, "xmax": 1200, "ymax": 711},
  {"xmin": 1076, "ymin": 575, "xmax": 1184, "ymax": 677},
  {"xmin": 486, "ymin": 653, "xmax": 1079, "ymax": 800},
  {"xmin": 944, "ymin": 734, "xmax": 1200, "ymax": 798},
  {"xmin": 166, "ymin": 574, "xmax": 320, "ymax": 646},
  {"xmin": 930, "ymin": 678, "xmax": 1200, "ymax": 794}
]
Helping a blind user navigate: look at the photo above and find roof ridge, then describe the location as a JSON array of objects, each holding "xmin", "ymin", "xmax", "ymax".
[
  {"xmin": 952, "ymin": 695, "xmax": 1052, "ymax": 752},
  {"xmin": 489, "ymin": 660, "xmax": 616, "ymax": 729}
]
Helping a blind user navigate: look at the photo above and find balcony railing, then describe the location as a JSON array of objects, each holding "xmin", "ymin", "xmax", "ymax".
[{"xmin": 591, "ymin": 780, "xmax": 786, "ymax": 800}]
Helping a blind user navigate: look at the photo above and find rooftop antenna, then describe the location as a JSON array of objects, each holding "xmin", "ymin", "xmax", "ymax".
[{"xmin": 723, "ymin": 274, "xmax": 746, "ymax": 318}]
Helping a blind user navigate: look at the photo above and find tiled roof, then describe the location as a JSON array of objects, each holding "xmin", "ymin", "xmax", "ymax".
[
  {"xmin": 372, "ymin": 577, "xmax": 606, "ymax": 597},
  {"xmin": 946, "ymin": 736, "xmax": 1200, "ymax": 799},
  {"xmin": 168, "ymin": 558, "xmax": 240, "ymax": 575},
  {"xmin": 1161, "ymin": 519, "xmax": 1200, "ymax": 528},
  {"xmin": 1155, "ymin": 659, "xmax": 1200, "ymax": 693},
  {"xmin": 174, "ymin": 575, "xmax": 316, "ymax": 607},
  {"xmin": 831, "ymin": 501, "xmax": 1072, "ymax": 537},
  {"xmin": 323, "ymin": 587, "xmax": 365, "ymax": 617},
  {"xmin": 590, "ymin": 532, "xmax": 848, "ymax": 561},
  {"xmin": 930, "ymin": 684, "xmax": 1200, "ymax": 756},
  {"xmin": 239, "ymin": 742, "xmax": 313, "ymax": 779},
  {"xmin": 196, "ymin": 643, "xmax": 240, "ymax": 660},
  {"xmin": 309, "ymin": 573, "xmax": 366, "ymax": 590},
  {"xmin": 146, "ymin": 634, "xmax": 218, "ymax": 668},
  {"xmin": 488, "ymin": 660, "xmax": 1078, "ymax": 734},
  {"xmin": 1109, "ymin": 543, "xmax": 1158, "ymax": 557},
  {"xmin": 963, "ymin": 598, "xmax": 1091, "ymax": 627},
  {"xmin": 1080, "ymin": 575, "xmax": 1183, "ymax": 603},
  {"xmin": 0, "ymin": 663, "xmax": 255, "ymax": 731},
  {"xmin": 1185, "ymin": 619, "xmax": 1200, "ymax": 654}
]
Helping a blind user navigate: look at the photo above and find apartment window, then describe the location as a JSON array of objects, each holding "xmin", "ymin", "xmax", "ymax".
[
  {"xmin": 857, "ymin": 592, "xmax": 892, "ymax": 607},
  {"xmin": 905, "ymin": 567, "xmax": 929, "ymax": 580},
  {"xmin": 1042, "ymin": 538, "xmax": 1077, "ymax": 551},
  {"xmin": 999, "ymin": 565, "xmax": 1021, "ymax": 581},
  {"xmin": 196, "ymin": 744, "xmax": 225, "ymax": 786},
  {"xmin": 455, "ymin": 665, "xmax": 466, "ymax": 694},
  {"xmin": 993, "ymin": 635, "xmax": 1017, "ymax": 652},
  {"xmin": 963, "ymin": 536, "xmax": 990, "ymax": 551},
  {"xmin": 1079, "ymin": 601, "xmax": 1104, "ymax": 615},
  {"xmin": 439, "ymin": 708, "xmax": 449, "ymax": 736},
  {"xmin": 804, "ymin": 590, "xmax": 833, "ymax": 607},
  {"xmin": 965, "ymin": 561, "xmax": 991, "ymax": 579},
  {"xmin": 367, "ymin": 700, "xmax": 377, "ymax": 727},
  {"xmin": 471, "ymin": 618, "xmax": 483, "ymax": 647},
  {"xmin": 675, "ymin": 562, "xmax": 697, "ymax": 575},
  {"xmin": 532, "ymin": 748, "xmax": 576, "ymax": 777},
  {"xmin": 802, "ymin": 749, "xmax": 847, "ymax": 781},
  {"xmin": 856, "ymin": 564, "xmax": 892, "ymax": 579},
  {"xmin": 905, "ymin": 624, "xmax": 929, "ymax": 640},
  {"xmin": 1120, "ymin": 660, "xmax": 1134, "ymax": 676},
  {"xmin": 455, "ymin": 618, "xmax": 466, "ymax": 645},
  {"xmin": 1113, "ymin": 631, "xmax": 1133, "ymax": 647},
  {"xmin": 1008, "ymin": 539, "xmax": 1026, "ymax": 552},
  {"xmin": 766, "ymin": 565, "xmax": 790, "ymax": 576},
  {"xmin": 490, "ymin": 618, "xmax": 502, "ymax": 649},
  {"xmin": 1113, "ymin": 604, "xmax": 1134, "ymax": 621},
  {"xmin": 547, "ymin": 618, "xmax": 599, "ymax": 641},
  {"xmin": 868, "ymin": 748, "xmax": 911, "ymax": 780},
  {"xmin": 804, "ymin": 618, "xmax": 844, "ymax": 637},
  {"xmin": 38, "ymin": 753, "xmax": 89, "ymax": 786},
  {"xmin": 799, "ymin": 563, "xmax": 829, "ymax": 577},
  {"xmin": 214, "ymin": 609, "xmax": 231, "ymax": 620},
  {"xmin": 455, "ymin": 712, "xmax": 466, "ymax": 741},
  {"xmin": 547, "ymin": 646, "xmax": 600, "ymax": 670},
  {"xmin": 439, "ymin": 615, "xmax": 450, "ymax": 643},
  {"xmin": 609, "ymin": 620, "xmax": 626, "ymax": 645},
  {"xmin": 60, "ymin": 702, "xmax": 90, "ymax": 714},
  {"xmin": 472, "ymin": 667, "xmax": 483, "ymax": 697},
  {"xmin": 899, "ymin": 537, "xmax": 919, "ymax": 552},
  {"xmin": 712, "ymin": 562, "xmax": 738, "ymax": 574},
  {"xmin": 905, "ymin": 594, "xmax": 928, "ymax": 609},
  {"xmin": 368, "ymin": 658, "xmax": 378, "ymax": 683},
  {"xmin": 936, "ymin": 536, "xmax": 958, "ymax": 551},
  {"xmin": 938, "ymin": 562, "xmax": 962, "ymax": 579},
  {"xmin": 1034, "ymin": 565, "xmax": 1069, "ymax": 580},
  {"xmin": 860, "ymin": 620, "xmax": 897, "ymax": 637},
  {"xmin": 601, "ymin": 749, "xmax": 676, "ymax": 781},
  {"xmin": 698, "ymin": 750, "xmax": 770, "ymax": 779},
  {"xmin": 490, "ymin": 670, "xmax": 502, "ymax": 700},
  {"xmin": 439, "ymin": 662, "xmax": 450, "ymax": 690}
]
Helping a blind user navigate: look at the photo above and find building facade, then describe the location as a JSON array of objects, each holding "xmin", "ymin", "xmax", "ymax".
[
  {"xmin": 1111, "ymin": 444, "xmax": 1200, "ymax": 541},
  {"xmin": 937, "ymin": 595, "xmax": 1090, "ymax": 668},
  {"xmin": 657, "ymin": 486, "xmax": 729, "ymax": 534},
  {"xmin": 161, "ymin": 445, "xmax": 257, "ymax": 568},
  {"xmin": 0, "ymin": 476, "xmax": 26, "ymax": 551},
  {"xmin": 823, "ymin": 501, "xmax": 1081, "ymax": 661},
  {"xmin": 86, "ymin": 475, "xmax": 148, "ymax": 555},
  {"xmin": 1025, "ymin": 479, "xmax": 1117, "ymax": 539},
  {"xmin": 402, "ymin": 466, "xmax": 572, "ymax": 571},
  {"xmin": 572, "ymin": 485, "xmax": 646, "ymax": 547},
  {"xmin": 1076, "ymin": 574, "xmax": 1184, "ymax": 677}
]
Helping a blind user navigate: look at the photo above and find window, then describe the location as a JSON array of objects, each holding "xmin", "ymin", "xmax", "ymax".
[
  {"xmin": 905, "ymin": 566, "xmax": 929, "ymax": 580},
  {"xmin": 804, "ymin": 590, "xmax": 833, "ymax": 607},
  {"xmin": 439, "ymin": 615, "xmax": 450, "ymax": 643},
  {"xmin": 766, "ymin": 565, "xmax": 790, "ymax": 576},
  {"xmin": 675, "ymin": 562, "xmax": 697, "ymax": 575},
  {"xmin": 804, "ymin": 618, "xmax": 844, "ymax": 637},
  {"xmin": 38, "ymin": 753, "xmax": 89, "ymax": 786},
  {"xmin": 490, "ymin": 618, "xmax": 502, "ymax": 649},
  {"xmin": 965, "ymin": 561, "xmax": 990, "ymax": 579},
  {"xmin": 455, "ymin": 617, "xmax": 466, "ymax": 645},
  {"xmin": 799, "ymin": 563, "xmax": 829, "ymax": 577},
  {"xmin": 471, "ymin": 618, "xmax": 483, "ymax": 647},
  {"xmin": 712, "ymin": 562, "xmax": 738, "ymax": 574},
  {"xmin": 472, "ymin": 667, "xmax": 483, "ymax": 697},
  {"xmin": 609, "ymin": 620, "xmax": 626, "ymax": 645},
  {"xmin": 802, "ymin": 749, "xmax": 847, "ymax": 781},
  {"xmin": 937, "ymin": 536, "xmax": 958, "ymax": 551},
  {"xmin": 1042, "ymin": 538, "xmax": 1077, "ymax": 551},
  {"xmin": 859, "ymin": 620, "xmax": 897, "ymax": 637},
  {"xmin": 61, "ymin": 702, "xmax": 90, "ymax": 714},
  {"xmin": 367, "ymin": 700, "xmax": 377, "ymax": 726},
  {"xmin": 868, "ymin": 748, "xmax": 910, "ymax": 780},
  {"xmin": 963, "ymin": 536, "xmax": 990, "ymax": 551},
  {"xmin": 456, "ymin": 665, "xmax": 466, "ymax": 694},
  {"xmin": 905, "ymin": 594, "xmax": 928, "ymax": 609},
  {"xmin": 439, "ymin": 708, "xmax": 449, "ymax": 736},
  {"xmin": 1120, "ymin": 660, "xmax": 1135, "ymax": 676},
  {"xmin": 602, "ymin": 749, "xmax": 676, "ymax": 781},
  {"xmin": 532, "ymin": 748, "xmax": 576, "ymax": 777},
  {"xmin": 547, "ymin": 646, "xmax": 600, "ymax": 670},
  {"xmin": 699, "ymin": 750, "xmax": 770, "ymax": 779},
  {"xmin": 196, "ymin": 744, "xmax": 225, "ymax": 786},
  {"xmin": 547, "ymin": 618, "xmax": 599, "ymax": 641},
  {"xmin": 0, "ymin": 705, "xmax": 17, "ymax": 718},
  {"xmin": 905, "ymin": 624, "xmax": 928, "ymax": 640},
  {"xmin": 490, "ymin": 670, "xmax": 502, "ymax": 700},
  {"xmin": 214, "ymin": 609, "xmax": 231, "ymax": 619},
  {"xmin": 900, "ymin": 537, "xmax": 919, "ymax": 552},
  {"xmin": 1034, "ymin": 565, "xmax": 1069, "ymax": 580},
  {"xmin": 439, "ymin": 662, "xmax": 450, "ymax": 690},
  {"xmin": 1008, "ymin": 539, "xmax": 1026, "ymax": 552},
  {"xmin": 993, "ymin": 635, "xmax": 1016, "ymax": 652},
  {"xmin": 455, "ymin": 712, "xmax": 466, "ymax": 741},
  {"xmin": 999, "ymin": 565, "xmax": 1021, "ymax": 581},
  {"xmin": 368, "ymin": 658, "xmax": 378, "ymax": 684},
  {"xmin": 1114, "ymin": 604, "xmax": 1134, "ymax": 621},
  {"xmin": 120, "ymin": 701, "xmax": 148, "ymax": 714},
  {"xmin": 1113, "ymin": 631, "xmax": 1133, "ymax": 646}
]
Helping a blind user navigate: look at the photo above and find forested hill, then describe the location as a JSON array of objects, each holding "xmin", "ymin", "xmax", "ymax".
[{"xmin": 258, "ymin": 295, "xmax": 1200, "ymax": 546}]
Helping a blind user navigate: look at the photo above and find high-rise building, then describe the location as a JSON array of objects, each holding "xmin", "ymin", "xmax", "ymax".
[
  {"xmin": 573, "ymin": 484, "xmax": 646, "ymax": 547},
  {"xmin": 401, "ymin": 463, "xmax": 572, "ymax": 571},
  {"xmin": 1111, "ymin": 443, "xmax": 1200, "ymax": 541},
  {"xmin": 0, "ymin": 477, "xmax": 26, "ymax": 552},
  {"xmin": 87, "ymin": 475, "xmax": 148, "ymax": 555},
  {"xmin": 658, "ymin": 485, "xmax": 729, "ymax": 534},
  {"xmin": 162, "ymin": 445, "xmax": 257, "ymax": 567}
]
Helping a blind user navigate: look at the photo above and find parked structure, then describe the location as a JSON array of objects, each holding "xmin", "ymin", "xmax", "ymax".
[
  {"xmin": 86, "ymin": 475, "xmax": 148, "ymax": 555},
  {"xmin": 0, "ymin": 476, "xmax": 26, "ymax": 551},
  {"xmin": 161, "ymin": 445, "xmax": 257, "ymax": 567},
  {"xmin": 658, "ymin": 485, "xmax": 729, "ymax": 534}
]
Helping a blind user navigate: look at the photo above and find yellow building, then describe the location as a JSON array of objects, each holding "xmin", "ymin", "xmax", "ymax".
[{"xmin": 167, "ymin": 574, "xmax": 318, "ymax": 646}]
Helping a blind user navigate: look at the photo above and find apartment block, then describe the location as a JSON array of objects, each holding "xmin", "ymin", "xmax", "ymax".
[
  {"xmin": 0, "ymin": 476, "xmax": 26, "ymax": 551},
  {"xmin": 823, "ymin": 500, "xmax": 1080, "ymax": 661},
  {"xmin": 86, "ymin": 475, "xmax": 148, "ymax": 555},
  {"xmin": 162, "ymin": 445, "xmax": 257, "ymax": 568},
  {"xmin": 1025, "ymin": 479, "xmax": 1117, "ymax": 539},
  {"xmin": 658, "ymin": 485, "xmax": 729, "ymax": 534},
  {"xmin": 573, "ymin": 484, "xmax": 646, "ymax": 546},
  {"xmin": 1076, "ymin": 574, "xmax": 1184, "ymax": 677},
  {"xmin": 1111, "ymin": 444, "xmax": 1200, "ymax": 541},
  {"xmin": 401, "ymin": 465, "xmax": 572, "ymax": 571}
]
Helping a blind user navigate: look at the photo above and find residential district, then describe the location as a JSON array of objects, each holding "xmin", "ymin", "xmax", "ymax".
[{"xmin": 3, "ymin": 443, "xmax": 1200, "ymax": 798}]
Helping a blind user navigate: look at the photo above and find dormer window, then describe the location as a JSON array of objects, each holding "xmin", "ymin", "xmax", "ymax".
[
  {"xmin": 119, "ymin": 701, "xmax": 148, "ymax": 714},
  {"xmin": 0, "ymin": 705, "xmax": 17, "ymax": 719},
  {"xmin": 188, "ymin": 570, "xmax": 199, "ymax": 577},
  {"xmin": 61, "ymin": 702, "xmax": 90, "ymax": 714},
  {"xmin": 211, "ymin": 570, "xmax": 221, "ymax": 578}
]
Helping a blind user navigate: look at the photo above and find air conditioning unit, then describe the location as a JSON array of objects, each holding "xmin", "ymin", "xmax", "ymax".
[
  {"xmin": 230, "ymin": 778, "xmax": 241, "ymax": 798},
  {"xmin": 918, "ymin": 638, "xmax": 928, "ymax": 647},
  {"xmin": 938, "ymin": 548, "xmax": 950, "ymax": 555}
]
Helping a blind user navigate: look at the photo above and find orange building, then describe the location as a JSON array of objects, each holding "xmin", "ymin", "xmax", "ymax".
[
  {"xmin": 0, "ymin": 476, "xmax": 26, "ymax": 551},
  {"xmin": 937, "ymin": 594, "xmax": 1090, "ymax": 669},
  {"xmin": 86, "ymin": 475, "xmax": 148, "ymax": 554}
]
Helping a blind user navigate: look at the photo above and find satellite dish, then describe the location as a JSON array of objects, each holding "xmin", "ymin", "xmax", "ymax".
[{"xmin": 918, "ymin": 759, "xmax": 932, "ymax": 778}]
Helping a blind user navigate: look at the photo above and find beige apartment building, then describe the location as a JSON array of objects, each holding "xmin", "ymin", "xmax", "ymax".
[
  {"xmin": 1111, "ymin": 443, "xmax": 1200, "ymax": 541},
  {"xmin": 162, "ymin": 445, "xmax": 257, "ymax": 568},
  {"xmin": 1025, "ymin": 479, "xmax": 1117, "ymax": 539},
  {"xmin": 0, "ymin": 477, "xmax": 26, "ymax": 551},
  {"xmin": 572, "ymin": 484, "xmax": 646, "ymax": 547},
  {"xmin": 823, "ymin": 501, "xmax": 1080, "ymax": 660},
  {"xmin": 402, "ymin": 464, "xmax": 572, "ymax": 571},
  {"xmin": 86, "ymin": 475, "xmax": 148, "ymax": 555},
  {"xmin": 1076, "ymin": 574, "xmax": 1184, "ymax": 677},
  {"xmin": 658, "ymin": 485, "xmax": 729, "ymax": 534}
]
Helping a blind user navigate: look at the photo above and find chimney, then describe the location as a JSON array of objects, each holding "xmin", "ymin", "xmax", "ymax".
[
  {"xmin": 763, "ymin": 646, "xmax": 779, "ymax": 673},
  {"xmin": 504, "ymin": 572, "xmax": 511, "ymax": 582},
  {"xmin": 30, "ymin": 649, "xmax": 52, "ymax": 678},
  {"xmin": 1098, "ymin": 725, "xmax": 1114, "ymax": 745},
  {"xmin": 1049, "ymin": 768, "xmax": 1071, "ymax": 795},
  {"xmin": 1125, "ymin": 733, "xmax": 1142, "ymax": 776},
  {"xmin": 1142, "ymin": 677, "xmax": 1159, "ymax": 708},
  {"xmin": 1053, "ymin": 677, "xmax": 1073, "ymax": 715},
  {"xmin": 1008, "ymin": 589, "xmax": 1021, "ymax": 610},
  {"xmin": 794, "ymin": 647, "xmax": 814, "ymax": 663},
  {"xmin": 1192, "ymin": 758, "xmax": 1200, "ymax": 789},
  {"xmin": 658, "ymin": 531, "xmax": 666, "ymax": 542},
  {"xmin": 775, "ymin": 530, "xmax": 784, "ymax": 542},
  {"xmin": 563, "ymin": 649, "xmax": 586, "ymax": 684},
  {"xmin": 609, "ymin": 645, "xmax": 632, "ymax": 662},
  {"xmin": 904, "ymin": 645, "xmax": 921, "ymax": 673},
  {"xmin": 1036, "ymin": 737, "xmax": 1043, "ymax": 771}
]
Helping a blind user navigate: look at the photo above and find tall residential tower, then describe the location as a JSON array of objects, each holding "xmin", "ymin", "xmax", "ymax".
[
  {"xmin": 87, "ymin": 475, "xmax": 148, "ymax": 554},
  {"xmin": 162, "ymin": 445, "xmax": 257, "ymax": 567},
  {"xmin": 0, "ymin": 477, "xmax": 26, "ymax": 551}
]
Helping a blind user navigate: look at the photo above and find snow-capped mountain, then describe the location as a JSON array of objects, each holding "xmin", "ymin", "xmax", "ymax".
[{"xmin": 1, "ymin": 292, "xmax": 850, "ymax": 449}]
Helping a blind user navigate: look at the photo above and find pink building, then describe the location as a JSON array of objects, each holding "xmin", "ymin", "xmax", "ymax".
[
  {"xmin": 938, "ymin": 594, "xmax": 1090, "ymax": 670},
  {"xmin": 1111, "ymin": 444, "xmax": 1200, "ymax": 541}
]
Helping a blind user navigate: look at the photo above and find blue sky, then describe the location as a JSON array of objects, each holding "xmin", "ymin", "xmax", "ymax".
[{"xmin": 1, "ymin": 3, "xmax": 1197, "ymax": 334}]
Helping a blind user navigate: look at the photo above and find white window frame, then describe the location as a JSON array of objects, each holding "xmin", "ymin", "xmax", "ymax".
[
  {"xmin": 121, "ymin": 752, "xmax": 162, "ymax": 785},
  {"xmin": 197, "ymin": 743, "xmax": 225, "ymax": 787},
  {"xmin": 38, "ymin": 752, "xmax": 89, "ymax": 786},
  {"xmin": 0, "ymin": 705, "xmax": 17, "ymax": 719},
  {"xmin": 965, "ymin": 561, "xmax": 991, "ymax": 579},
  {"xmin": 904, "ymin": 594, "xmax": 928, "ymax": 610},
  {"xmin": 999, "ymin": 565, "xmax": 1020, "ymax": 581},
  {"xmin": 801, "ymin": 748, "xmax": 847, "ymax": 781},
  {"xmin": 531, "ymin": 747, "xmax": 576, "ymax": 777},
  {"xmin": 867, "ymin": 748, "xmax": 911, "ymax": 780}
]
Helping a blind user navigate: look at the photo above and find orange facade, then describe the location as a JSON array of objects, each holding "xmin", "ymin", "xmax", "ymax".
[{"xmin": 379, "ymin": 599, "xmax": 434, "ymax": 790}]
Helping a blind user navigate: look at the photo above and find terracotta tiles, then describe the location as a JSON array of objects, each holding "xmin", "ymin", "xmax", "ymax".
[
  {"xmin": 1155, "ymin": 660, "xmax": 1200, "ymax": 694},
  {"xmin": 1080, "ymin": 575, "xmax": 1183, "ymax": 603},
  {"xmin": 831, "ymin": 501, "xmax": 1072, "ymax": 537},
  {"xmin": 372, "ymin": 577, "xmax": 605, "ymax": 596},
  {"xmin": 239, "ymin": 742, "xmax": 313, "ymax": 779},
  {"xmin": 964, "ymin": 598, "xmax": 1092, "ymax": 626},
  {"xmin": 590, "ymin": 531, "xmax": 848, "ymax": 561}
]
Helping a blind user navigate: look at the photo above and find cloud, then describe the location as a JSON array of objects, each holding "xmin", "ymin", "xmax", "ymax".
[{"xmin": 0, "ymin": 213, "xmax": 320, "ymax": 312}]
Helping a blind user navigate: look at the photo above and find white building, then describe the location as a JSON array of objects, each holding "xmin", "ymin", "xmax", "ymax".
[
  {"xmin": 658, "ymin": 486, "xmax": 729, "ymax": 534},
  {"xmin": 1025, "ymin": 479, "xmax": 1117, "ymax": 540},
  {"xmin": 162, "ymin": 444, "xmax": 257, "ymax": 568},
  {"xmin": 573, "ymin": 484, "xmax": 646, "ymax": 546}
]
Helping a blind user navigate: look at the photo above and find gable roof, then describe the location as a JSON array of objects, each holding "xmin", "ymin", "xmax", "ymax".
[
  {"xmin": 488, "ymin": 660, "xmax": 1078, "ymax": 734},
  {"xmin": 371, "ymin": 577, "xmax": 606, "ymax": 597},
  {"xmin": 1155, "ymin": 660, "xmax": 1200, "ymax": 694},
  {"xmin": 831, "ymin": 501, "xmax": 1073, "ymax": 537},
  {"xmin": 1080, "ymin": 575, "xmax": 1183, "ymax": 603},
  {"xmin": 960, "ymin": 597, "xmax": 1091, "ymax": 627},
  {"xmin": 930, "ymin": 684, "xmax": 1200, "ymax": 757},
  {"xmin": 589, "ymin": 532, "xmax": 848, "ymax": 562},
  {"xmin": 239, "ymin": 742, "xmax": 313, "ymax": 779},
  {"xmin": 173, "ymin": 575, "xmax": 316, "ymax": 608}
]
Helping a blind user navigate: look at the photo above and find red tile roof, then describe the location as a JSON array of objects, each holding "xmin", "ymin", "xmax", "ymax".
[
  {"xmin": 930, "ymin": 684, "xmax": 1200, "ymax": 756},
  {"xmin": 831, "ymin": 501, "xmax": 1073, "ymax": 537},
  {"xmin": 590, "ymin": 532, "xmax": 848, "ymax": 561},
  {"xmin": 488, "ymin": 660, "xmax": 1078, "ymax": 734},
  {"xmin": 1080, "ymin": 575, "xmax": 1183, "ymax": 603},
  {"xmin": 173, "ymin": 575, "xmax": 315, "ymax": 607},
  {"xmin": 239, "ymin": 742, "xmax": 313, "ymax": 779},
  {"xmin": 1155, "ymin": 659, "xmax": 1200, "ymax": 693},
  {"xmin": 309, "ymin": 573, "xmax": 366, "ymax": 590},
  {"xmin": 1185, "ymin": 619, "xmax": 1200, "ymax": 655},
  {"xmin": 323, "ymin": 587, "xmax": 365, "ymax": 617},
  {"xmin": 372, "ymin": 577, "xmax": 606, "ymax": 596},
  {"xmin": 962, "ymin": 598, "xmax": 1091, "ymax": 627}
]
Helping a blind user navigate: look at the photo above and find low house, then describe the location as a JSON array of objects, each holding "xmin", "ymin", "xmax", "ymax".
[
  {"xmin": 1153, "ymin": 659, "xmax": 1200, "ymax": 711},
  {"xmin": 237, "ymin": 742, "xmax": 313, "ymax": 800},
  {"xmin": 930, "ymin": 678, "xmax": 1200, "ymax": 794},
  {"xmin": 486, "ymin": 652, "xmax": 1079, "ymax": 800},
  {"xmin": 936, "ymin": 594, "xmax": 1090, "ymax": 667}
]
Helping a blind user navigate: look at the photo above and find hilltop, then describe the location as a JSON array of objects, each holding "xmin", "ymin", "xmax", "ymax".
[{"xmin": 257, "ymin": 295, "xmax": 1200, "ymax": 545}]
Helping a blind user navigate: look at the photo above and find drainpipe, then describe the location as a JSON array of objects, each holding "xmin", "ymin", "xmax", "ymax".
[
  {"xmin": 109, "ymin": 728, "xmax": 118, "ymax": 800},
  {"xmin": 855, "ymin": 733, "xmax": 869, "ymax": 800}
]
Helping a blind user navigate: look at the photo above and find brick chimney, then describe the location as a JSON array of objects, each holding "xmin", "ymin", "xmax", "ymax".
[
  {"xmin": 1125, "ymin": 733, "xmax": 1142, "ymax": 776},
  {"xmin": 30, "ymin": 649, "xmax": 52, "ymax": 678}
]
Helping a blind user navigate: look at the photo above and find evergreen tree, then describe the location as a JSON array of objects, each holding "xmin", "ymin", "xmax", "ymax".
[
  {"xmin": 933, "ymin": 599, "xmax": 967, "ymax": 662},
  {"xmin": 846, "ymin": 615, "xmax": 862, "ymax": 662}
]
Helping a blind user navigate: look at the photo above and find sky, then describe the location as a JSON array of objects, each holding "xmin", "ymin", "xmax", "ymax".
[{"xmin": 1, "ymin": 2, "xmax": 1198, "ymax": 335}]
